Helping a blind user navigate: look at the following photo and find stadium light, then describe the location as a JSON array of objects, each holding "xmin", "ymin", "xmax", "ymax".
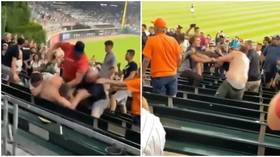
[
  {"xmin": 121, "ymin": 1, "xmax": 128, "ymax": 29},
  {"xmin": 110, "ymin": 4, "xmax": 118, "ymax": 7},
  {"xmin": 100, "ymin": 3, "xmax": 107, "ymax": 7}
]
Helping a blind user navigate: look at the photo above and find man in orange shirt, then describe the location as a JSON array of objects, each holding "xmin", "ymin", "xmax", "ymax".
[
  {"xmin": 48, "ymin": 41, "xmax": 89, "ymax": 87},
  {"xmin": 142, "ymin": 18, "xmax": 182, "ymax": 96},
  {"xmin": 124, "ymin": 78, "xmax": 140, "ymax": 116}
]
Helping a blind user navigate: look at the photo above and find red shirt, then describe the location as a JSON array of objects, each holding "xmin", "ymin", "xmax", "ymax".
[{"xmin": 60, "ymin": 43, "xmax": 89, "ymax": 82}]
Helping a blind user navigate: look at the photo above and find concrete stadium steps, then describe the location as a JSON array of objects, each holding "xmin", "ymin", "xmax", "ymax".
[
  {"xmin": 164, "ymin": 124, "xmax": 279, "ymax": 156},
  {"xmin": 145, "ymin": 78, "xmax": 273, "ymax": 104},
  {"xmin": 152, "ymin": 102, "xmax": 262, "ymax": 132},
  {"xmin": 144, "ymin": 68, "xmax": 279, "ymax": 155},
  {"xmin": 145, "ymin": 85, "xmax": 271, "ymax": 104},
  {"xmin": 146, "ymin": 68, "xmax": 277, "ymax": 94},
  {"xmin": 146, "ymin": 72, "xmax": 275, "ymax": 95},
  {"xmin": 7, "ymin": 128, "xmax": 74, "ymax": 155},
  {"xmin": 151, "ymin": 105, "xmax": 280, "ymax": 155},
  {"xmin": 143, "ymin": 92, "xmax": 262, "ymax": 120},
  {"xmin": 2, "ymin": 82, "xmax": 138, "ymax": 128},
  {"xmin": 145, "ymin": 71, "xmax": 276, "ymax": 98},
  {"xmin": 1, "ymin": 83, "xmax": 140, "ymax": 140},
  {"xmin": 143, "ymin": 86, "xmax": 268, "ymax": 111}
]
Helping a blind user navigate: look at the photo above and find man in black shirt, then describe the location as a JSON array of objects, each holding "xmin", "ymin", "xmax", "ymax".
[
  {"xmin": 111, "ymin": 49, "xmax": 138, "ymax": 113},
  {"xmin": 2, "ymin": 37, "xmax": 25, "ymax": 83},
  {"xmin": 122, "ymin": 49, "xmax": 138, "ymax": 80},
  {"xmin": 244, "ymin": 40, "xmax": 261, "ymax": 93}
]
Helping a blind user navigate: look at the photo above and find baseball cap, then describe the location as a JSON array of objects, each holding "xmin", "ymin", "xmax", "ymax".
[
  {"xmin": 74, "ymin": 41, "xmax": 85, "ymax": 56},
  {"xmin": 151, "ymin": 18, "xmax": 167, "ymax": 28}
]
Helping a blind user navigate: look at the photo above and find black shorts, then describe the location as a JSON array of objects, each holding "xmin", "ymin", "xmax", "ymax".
[{"xmin": 79, "ymin": 83, "xmax": 106, "ymax": 102}]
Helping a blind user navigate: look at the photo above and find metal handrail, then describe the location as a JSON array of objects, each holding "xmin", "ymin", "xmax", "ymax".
[{"xmin": 1, "ymin": 95, "xmax": 140, "ymax": 155}]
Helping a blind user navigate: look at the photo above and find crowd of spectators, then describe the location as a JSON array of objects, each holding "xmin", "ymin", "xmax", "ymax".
[
  {"xmin": 1, "ymin": 32, "xmax": 140, "ymax": 122},
  {"xmin": 142, "ymin": 20, "xmax": 280, "ymax": 99},
  {"xmin": 29, "ymin": 1, "xmax": 140, "ymax": 36}
]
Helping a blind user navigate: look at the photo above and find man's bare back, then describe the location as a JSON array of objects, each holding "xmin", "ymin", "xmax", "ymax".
[
  {"xmin": 31, "ymin": 74, "xmax": 73, "ymax": 108},
  {"xmin": 215, "ymin": 50, "xmax": 250, "ymax": 100},
  {"xmin": 217, "ymin": 50, "xmax": 249, "ymax": 89},
  {"xmin": 40, "ymin": 75, "xmax": 63, "ymax": 101}
]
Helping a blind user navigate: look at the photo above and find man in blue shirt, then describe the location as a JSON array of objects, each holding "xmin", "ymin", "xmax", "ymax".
[{"xmin": 263, "ymin": 35, "xmax": 280, "ymax": 87}]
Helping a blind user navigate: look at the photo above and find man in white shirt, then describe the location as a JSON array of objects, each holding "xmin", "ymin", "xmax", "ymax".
[{"xmin": 141, "ymin": 107, "xmax": 166, "ymax": 156}]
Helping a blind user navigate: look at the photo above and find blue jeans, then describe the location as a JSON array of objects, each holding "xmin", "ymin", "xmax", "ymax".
[{"xmin": 151, "ymin": 75, "xmax": 178, "ymax": 96}]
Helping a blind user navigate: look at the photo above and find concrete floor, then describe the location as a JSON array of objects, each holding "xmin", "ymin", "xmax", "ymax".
[{"xmin": 2, "ymin": 141, "xmax": 32, "ymax": 156}]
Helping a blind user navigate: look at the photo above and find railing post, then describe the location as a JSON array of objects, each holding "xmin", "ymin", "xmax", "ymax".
[
  {"xmin": 2, "ymin": 96, "xmax": 8, "ymax": 155},
  {"xmin": 257, "ymin": 86, "xmax": 266, "ymax": 155},
  {"xmin": 168, "ymin": 97, "xmax": 173, "ymax": 108},
  {"xmin": 12, "ymin": 103, "xmax": 19, "ymax": 155},
  {"xmin": 194, "ymin": 87, "xmax": 198, "ymax": 94}
]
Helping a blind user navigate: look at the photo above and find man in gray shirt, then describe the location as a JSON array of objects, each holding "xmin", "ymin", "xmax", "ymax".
[{"xmin": 100, "ymin": 40, "xmax": 117, "ymax": 78}]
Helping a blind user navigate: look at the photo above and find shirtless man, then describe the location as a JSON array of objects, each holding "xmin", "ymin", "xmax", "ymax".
[
  {"xmin": 214, "ymin": 46, "xmax": 249, "ymax": 100},
  {"xmin": 30, "ymin": 72, "xmax": 73, "ymax": 109}
]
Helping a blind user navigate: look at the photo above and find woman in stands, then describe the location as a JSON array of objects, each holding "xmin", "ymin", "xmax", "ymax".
[
  {"xmin": 29, "ymin": 53, "xmax": 43, "ymax": 72},
  {"xmin": 43, "ymin": 51, "xmax": 61, "ymax": 75}
]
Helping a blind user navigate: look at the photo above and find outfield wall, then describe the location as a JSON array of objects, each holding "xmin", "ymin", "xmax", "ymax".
[{"xmin": 47, "ymin": 27, "xmax": 121, "ymax": 48}]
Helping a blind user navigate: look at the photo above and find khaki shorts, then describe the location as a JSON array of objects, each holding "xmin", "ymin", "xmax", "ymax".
[
  {"xmin": 246, "ymin": 80, "xmax": 261, "ymax": 93},
  {"xmin": 91, "ymin": 99, "xmax": 109, "ymax": 118},
  {"xmin": 112, "ymin": 90, "xmax": 131, "ymax": 106}
]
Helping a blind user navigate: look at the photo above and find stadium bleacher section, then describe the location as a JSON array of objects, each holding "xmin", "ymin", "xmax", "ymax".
[
  {"xmin": 2, "ymin": 76, "xmax": 140, "ymax": 155},
  {"xmin": 143, "ymin": 68, "xmax": 280, "ymax": 155}
]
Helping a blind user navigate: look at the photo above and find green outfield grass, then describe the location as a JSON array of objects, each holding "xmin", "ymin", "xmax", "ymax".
[
  {"xmin": 142, "ymin": 1, "xmax": 280, "ymax": 42},
  {"xmin": 84, "ymin": 35, "xmax": 140, "ymax": 69}
]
